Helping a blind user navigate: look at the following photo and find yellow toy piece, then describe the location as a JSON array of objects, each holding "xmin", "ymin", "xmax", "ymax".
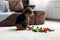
[{"xmin": 36, "ymin": 26, "xmax": 40, "ymax": 32}]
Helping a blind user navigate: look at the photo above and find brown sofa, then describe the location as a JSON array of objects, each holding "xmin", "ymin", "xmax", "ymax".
[{"xmin": 0, "ymin": 0, "xmax": 45, "ymax": 27}]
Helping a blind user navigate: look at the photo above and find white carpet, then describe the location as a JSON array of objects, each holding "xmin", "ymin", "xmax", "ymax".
[{"xmin": 0, "ymin": 20, "xmax": 60, "ymax": 40}]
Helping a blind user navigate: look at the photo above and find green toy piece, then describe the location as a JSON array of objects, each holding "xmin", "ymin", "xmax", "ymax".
[
  {"xmin": 32, "ymin": 29, "xmax": 37, "ymax": 32},
  {"xmin": 32, "ymin": 26, "xmax": 36, "ymax": 32}
]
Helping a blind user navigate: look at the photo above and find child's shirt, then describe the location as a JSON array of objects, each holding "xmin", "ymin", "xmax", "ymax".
[{"xmin": 15, "ymin": 14, "xmax": 27, "ymax": 27}]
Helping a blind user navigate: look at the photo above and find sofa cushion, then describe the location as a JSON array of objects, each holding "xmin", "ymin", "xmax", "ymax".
[
  {"xmin": 0, "ymin": 1, "xmax": 10, "ymax": 12},
  {"xmin": 9, "ymin": 0, "xmax": 24, "ymax": 11}
]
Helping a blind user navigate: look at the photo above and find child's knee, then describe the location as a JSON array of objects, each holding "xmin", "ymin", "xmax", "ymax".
[
  {"xmin": 16, "ymin": 24, "xmax": 22, "ymax": 30},
  {"xmin": 16, "ymin": 24, "xmax": 26, "ymax": 30}
]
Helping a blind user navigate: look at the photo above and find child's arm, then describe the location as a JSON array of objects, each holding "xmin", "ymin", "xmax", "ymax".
[{"xmin": 25, "ymin": 17, "xmax": 30, "ymax": 26}]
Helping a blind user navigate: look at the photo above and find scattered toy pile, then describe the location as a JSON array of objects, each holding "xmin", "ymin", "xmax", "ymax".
[{"xmin": 32, "ymin": 26, "xmax": 54, "ymax": 33}]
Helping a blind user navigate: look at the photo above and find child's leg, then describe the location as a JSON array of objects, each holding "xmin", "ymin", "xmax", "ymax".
[
  {"xmin": 16, "ymin": 24, "xmax": 25, "ymax": 30},
  {"xmin": 16, "ymin": 24, "xmax": 22, "ymax": 30}
]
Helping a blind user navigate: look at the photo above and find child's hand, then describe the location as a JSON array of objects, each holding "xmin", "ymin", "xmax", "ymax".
[{"xmin": 26, "ymin": 26, "xmax": 32, "ymax": 31}]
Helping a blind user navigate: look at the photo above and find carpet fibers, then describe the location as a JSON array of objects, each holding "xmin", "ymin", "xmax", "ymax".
[{"xmin": 0, "ymin": 20, "xmax": 60, "ymax": 40}]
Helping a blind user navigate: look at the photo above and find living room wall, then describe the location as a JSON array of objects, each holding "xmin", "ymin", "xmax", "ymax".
[
  {"xmin": 30, "ymin": 0, "xmax": 60, "ymax": 19},
  {"xmin": 29, "ymin": 0, "xmax": 49, "ymax": 11},
  {"xmin": 45, "ymin": 0, "xmax": 60, "ymax": 19}
]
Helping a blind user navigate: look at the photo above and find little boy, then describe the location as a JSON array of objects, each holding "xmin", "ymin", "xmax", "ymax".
[{"xmin": 15, "ymin": 7, "xmax": 34, "ymax": 30}]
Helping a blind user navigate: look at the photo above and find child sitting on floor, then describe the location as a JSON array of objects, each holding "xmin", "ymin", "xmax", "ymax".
[{"xmin": 15, "ymin": 7, "xmax": 34, "ymax": 30}]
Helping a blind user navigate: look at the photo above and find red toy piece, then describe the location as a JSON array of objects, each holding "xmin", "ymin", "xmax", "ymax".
[{"xmin": 40, "ymin": 28, "xmax": 50, "ymax": 33}]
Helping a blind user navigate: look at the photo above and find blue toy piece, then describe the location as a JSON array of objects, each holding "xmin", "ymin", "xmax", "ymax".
[
  {"xmin": 39, "ymin": 27, "xmax": 42, "ymax": 32},
  {"xmin": 48, "ymin": 28, "xmax": 54, "ymax": 31}
]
